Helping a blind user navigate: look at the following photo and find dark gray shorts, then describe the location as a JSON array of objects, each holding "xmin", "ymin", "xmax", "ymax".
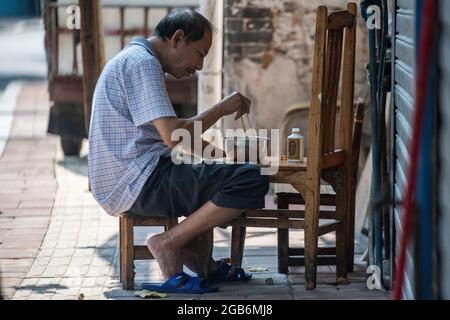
[{"xmin": 128, "ymin": 156, "xmax": 270, "ymax": 218}]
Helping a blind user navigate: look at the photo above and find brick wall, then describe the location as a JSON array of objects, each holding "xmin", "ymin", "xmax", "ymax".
[
  {"xmin": 225, "ymin": 5, "xmax": 273, "ymax": 64},
  {"xmin": 222, "ymin": 0, "xmax": 369, "ymax": 137}
]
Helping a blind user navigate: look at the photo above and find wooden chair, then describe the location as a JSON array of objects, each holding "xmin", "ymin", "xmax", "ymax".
[
  {"xmin": 276, "ymin": 100, "xmax": 365, "ymax": 274},
  {"xmin": 226, "ymin": 3, "xmax": 358, "ymax": 290},
  {"xmin": 119, "ymin": 213, "xmax": 178, "ymax": 290}
]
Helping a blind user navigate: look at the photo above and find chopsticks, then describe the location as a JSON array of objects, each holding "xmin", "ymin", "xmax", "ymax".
[
  {"xmin": 240, "ymin": 117, "xmax": 247, "ymax": 132},
  {"xmin": 240, "ymin": 114, "xmax": 254, "ymax": 131},
  {"xmin": 240, "ymin": 114, "xmax": 256, "ymax": 139},
  {"xmin": 245, "ymin": 114, "xmax": 255, "ymax": 131}
]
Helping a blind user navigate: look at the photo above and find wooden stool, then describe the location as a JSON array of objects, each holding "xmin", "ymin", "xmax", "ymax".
[{"xmin": 119, "ymin": 213, "xmax": 178, "ymax": 290}]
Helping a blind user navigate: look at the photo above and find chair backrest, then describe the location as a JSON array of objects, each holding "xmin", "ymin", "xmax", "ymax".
[{"xmin": 307, "ymin": 3, "xmax": 357, "ymax": 166}]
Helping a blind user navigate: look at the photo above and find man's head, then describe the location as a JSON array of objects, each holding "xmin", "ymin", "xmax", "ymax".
[{"xmin": 154, "ymin": 9, "xmax": 213, "ymax": 79}]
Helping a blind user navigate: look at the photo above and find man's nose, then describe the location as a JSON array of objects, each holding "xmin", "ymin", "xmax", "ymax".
[{"xmin": 196, "ymin": 59, "xmax": 204, "ymax": 71}]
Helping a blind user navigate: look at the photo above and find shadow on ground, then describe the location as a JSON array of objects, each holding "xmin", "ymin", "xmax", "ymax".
[{"xmin": 57, "ymin": 155, "xmax": 88, "ymax": 177}]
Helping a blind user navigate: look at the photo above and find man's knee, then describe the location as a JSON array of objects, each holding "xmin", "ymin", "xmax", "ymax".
[
  {"xmin": 241, "ymin": 164, "xmax": 270, "ymax": 195},
  {"xmin": 258, "ymin": 174, "xmax": 270, "ymax": 196}
]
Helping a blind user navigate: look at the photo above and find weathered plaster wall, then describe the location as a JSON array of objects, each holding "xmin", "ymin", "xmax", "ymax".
[{"xmin": 223, "ymin": 0, "xmax": 369, "ymax": 136}]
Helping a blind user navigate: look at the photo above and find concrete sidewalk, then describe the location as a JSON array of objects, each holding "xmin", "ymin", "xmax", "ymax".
[{"xmin": 1, "ymin": 82, "xmax": 389, "ymax": 300}]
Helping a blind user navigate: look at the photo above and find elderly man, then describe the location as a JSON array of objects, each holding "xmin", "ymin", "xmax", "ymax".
[{"xmin": 89, "ymin": 9, "xmax": 269, "ymax": 293}]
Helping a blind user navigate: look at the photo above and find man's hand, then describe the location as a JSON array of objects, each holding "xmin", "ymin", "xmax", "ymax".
[
  {"xmin": 216, "ymin": 91, "xmax": 251, "ymax": 120},
  {"xmin": 152, "ymin": 91, "xmax": 250, "ymax": 150}
]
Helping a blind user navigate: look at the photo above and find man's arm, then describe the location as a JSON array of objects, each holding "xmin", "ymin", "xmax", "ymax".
[{"xmin": 153, "ymin": 91, "xmax": 251, "ymax": 149}]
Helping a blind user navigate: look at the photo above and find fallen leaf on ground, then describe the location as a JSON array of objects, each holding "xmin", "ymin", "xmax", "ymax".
[
  {"xmin": 335, "ymin": 277, "xmax": 350, "ymax": 285},
  {"xmin": 248, "ymin": 267, "xmax": 269, "ymax": 272},
  {"xmin": 134, "ymin": 290, "xmax": 167, "ymax": 299}
]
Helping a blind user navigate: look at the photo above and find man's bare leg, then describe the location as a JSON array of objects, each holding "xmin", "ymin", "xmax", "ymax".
[{"xmin": 147, "ymin": 201, "xmax": 242, "ymax": 279}]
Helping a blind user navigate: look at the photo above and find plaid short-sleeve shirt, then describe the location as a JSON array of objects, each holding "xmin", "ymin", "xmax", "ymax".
[{"xmin": 88, "ymin": 38, "xmax": 176, "ymax": 216}]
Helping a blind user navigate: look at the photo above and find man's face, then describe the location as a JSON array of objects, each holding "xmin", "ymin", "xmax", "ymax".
[{"xmin": 168, "ymin": 29, "xmax": 212, "ymax": 79}]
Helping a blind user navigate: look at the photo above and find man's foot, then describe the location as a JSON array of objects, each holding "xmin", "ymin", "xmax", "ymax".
[{"xmin": 147, "ymin": 234, "xmax": 183, "ymax": 279}]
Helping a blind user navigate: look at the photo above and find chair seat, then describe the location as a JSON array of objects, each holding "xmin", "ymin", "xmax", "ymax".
[{"xmin": 120, "ymin": 212, "xmax": 177, "ymax": 227}]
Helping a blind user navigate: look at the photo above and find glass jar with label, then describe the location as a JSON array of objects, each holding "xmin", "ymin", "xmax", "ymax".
[{"xmin": 287, "ymin": 128, "xmax": 304, "ymax": 163}]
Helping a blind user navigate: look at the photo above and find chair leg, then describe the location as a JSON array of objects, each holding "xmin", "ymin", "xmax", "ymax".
[
  {"xmin": 277, "ymin": 196, "xmax": 289, "ymax": 274},
  {"xmin": 303, "ymin": 185, "xmax": 320, "ymax": 290},
  {"xmin": 346, "ymin": 216, "xmax": 355, "ymax": 272},
  {"xmin": 231, "ymin": 226, "xmax": 246, "ymax": 267},
  {"xmin": 120, "ymin": 215, "xmax": 135, "ymax": 290},
  {"xmin": 119, "ymin": 216, "xmax": 122, "ymax": 284},
  {"xmin": 192, "ymin": 230, "xmax": 214, "ymax": 279},
  {"xmin": 335, "ymin": 167, "xmax": 349, "ymax": 282},
  {"xmin": 347, "ymin": 189, "xmax": 355, "ymax": 272},
  {"xmin": 165, "ymin": 218, "xmax": 178, "ymax": 231}
]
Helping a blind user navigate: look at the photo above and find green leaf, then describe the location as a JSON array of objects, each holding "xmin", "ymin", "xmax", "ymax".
[
  {"xmin": 134, "ymin": 290, "xmax": 167, "ymax": 299},
  {"xmin": 248, "ymin": 267, "xmax": 269, "ymax": 272}
]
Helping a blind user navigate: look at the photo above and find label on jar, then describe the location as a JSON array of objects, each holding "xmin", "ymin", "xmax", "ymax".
[{"xmin": 288, "ymin": 138, "xmax": 301, "ymax": 161}]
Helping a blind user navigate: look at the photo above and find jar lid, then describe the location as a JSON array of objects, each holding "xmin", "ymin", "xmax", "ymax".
[{"xmin": 292, "ymin": 128, "xmax": 301, "ymax": 133}]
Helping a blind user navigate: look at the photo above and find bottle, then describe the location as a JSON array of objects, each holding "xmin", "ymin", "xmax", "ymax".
[{"xmin": 287, "ymin": 128, "xmax": 304, "ymax": 163}]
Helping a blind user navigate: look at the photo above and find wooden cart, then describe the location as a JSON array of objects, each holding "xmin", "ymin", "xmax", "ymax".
[{"xmin": 43, "ymin": 0, "xmax": 199, "ymax": 155}]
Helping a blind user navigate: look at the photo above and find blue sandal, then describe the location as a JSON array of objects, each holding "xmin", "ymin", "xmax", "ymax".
[
  {"xmin": 210, "ymin": 260, "xmax": 252, "ymax": 283},
  {"xmin": 141, "ymin": 272, "xmax": 218, "ymax": 294}
]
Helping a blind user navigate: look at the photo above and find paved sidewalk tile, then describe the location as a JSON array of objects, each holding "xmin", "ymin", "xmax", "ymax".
[
  {"xmin": 0, "ymin": 82, "xmax": 57, "ymax": 299},
  {"xmin": 11, "ymin": 141, "xmax": 118, "ymax": 300}
]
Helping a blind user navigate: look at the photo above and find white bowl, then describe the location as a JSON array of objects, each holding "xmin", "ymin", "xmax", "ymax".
[{"xmin": 224, "ymin": 136, "xmax": 269, "ymax": 163}]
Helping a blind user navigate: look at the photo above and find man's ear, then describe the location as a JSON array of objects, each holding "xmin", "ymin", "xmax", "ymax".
[{"xmin": 170, "ymin": 29, "xmax": 185, "ymax": 48}]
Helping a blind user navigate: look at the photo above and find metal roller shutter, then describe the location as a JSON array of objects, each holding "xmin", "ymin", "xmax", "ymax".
[{"xmin": 392, "ymin": 0, "xmax": 416, "ymax": 299}]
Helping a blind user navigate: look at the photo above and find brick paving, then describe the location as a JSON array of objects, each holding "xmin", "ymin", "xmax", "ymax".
[
  {"xmin": 1, "ymin": 82, "xmax": 390, "ymax": 300},
  {"xmin": 0, "ymin": 82, "xmax": 57, "ymax": 299},
  {"xmin": 11, "ymin": 146, "xmax": 118, "ymax": 300}
]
